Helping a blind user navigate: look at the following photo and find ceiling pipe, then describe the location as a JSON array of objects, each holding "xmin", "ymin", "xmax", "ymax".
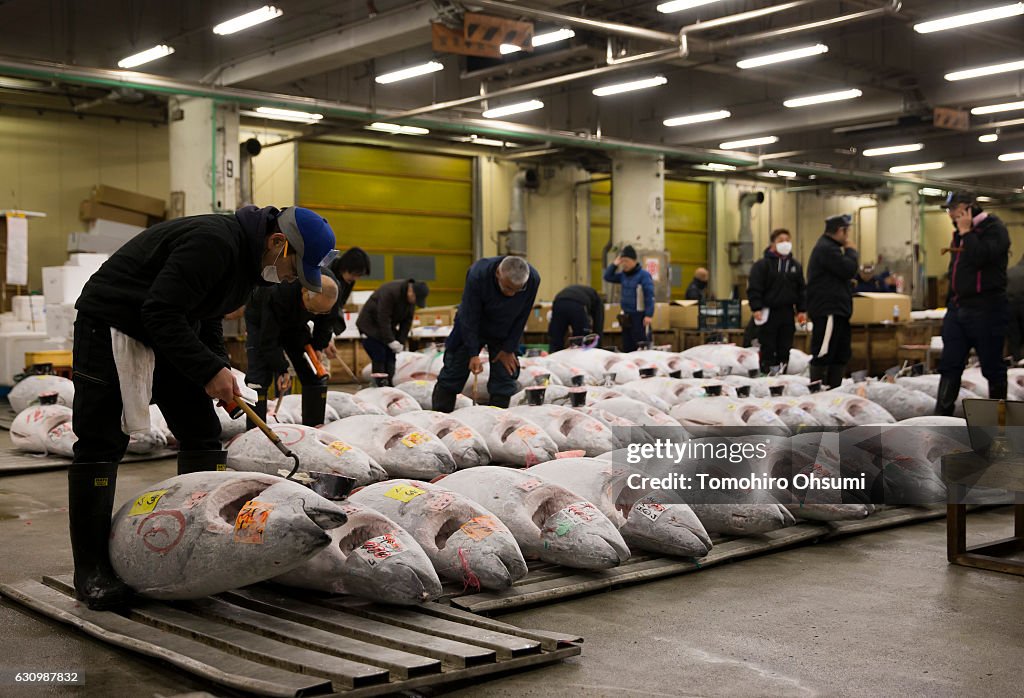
[
  {"xmin": 466, "ymin": 0, "xmax": 680, "ymax": 45},
  {"xmin": 681, "ymin": 0, "xmax": 829, "ymax": 34}
]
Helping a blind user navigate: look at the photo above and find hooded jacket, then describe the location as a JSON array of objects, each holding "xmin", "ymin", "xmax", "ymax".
[
  {"xmin": 806, "ymin": 233, "xmax": 859, "ymax": 317},
  {"xmin": 604, "ymin": 263, "xmax": 655, "ymax": 316},
  {"xmin": 75, "ymin": 205, "xmax": 277, "ymax": 385},
  {"xmin": 447, "ymin": 256, "xmax": 541, "ymax": 355},
  {"xmin": 747, "ymin": 248, "xmax": 807, "ymax": 313},
  {"xmin": 357, "ymin": 279, "xmax": 417, "ymax": 344},
  {"xmin": 946, "ymin": 212, "xmax": 1010, "ymax": 308}
]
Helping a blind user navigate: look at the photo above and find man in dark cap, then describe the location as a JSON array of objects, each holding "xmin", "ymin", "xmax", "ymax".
[
  {"xmin": 935, "ymin": 191, "xmax": 1010, "ymax": 414},
  {"xmin": 356, "ymin": 279, "xmax": 430, "ymax": 386},
  {"xmin": 806, "ymin": 214, "xmax": 859, "ymax": 388},
  {"xmin": 685, "ymin": 267, "xmax": 710, "ymax": 300},
  {"xmin": 548, "ymin": 284, "xmax": 604, "ymax": 352},
  {"xmin": 327, "ymin": 247, "xmax": 371, "ymax": 336},
  {"xmin": 604, "ymin": 245, "xmax": 655, "ymax": 352}
]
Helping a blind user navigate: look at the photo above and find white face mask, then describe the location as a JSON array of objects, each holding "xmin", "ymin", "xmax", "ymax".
[
  {"xmin": 261, "ymin": 245, "xmax": 284, "ymax": 283},
  {"xmin": 776, "ymin": 241, "xmax": 793, "ymax": 256}
]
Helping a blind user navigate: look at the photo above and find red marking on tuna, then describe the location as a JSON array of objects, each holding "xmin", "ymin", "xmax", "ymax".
[
  {"xmin": 137, "ymin": 510, "xmax": 186, "ymax": 554},
  {"xmin": 458, "ymin": 547, "xmax": 481, "ymax": 592},
  {"xmin": 276, "ymin": 427, "xmax": 305, "ymax": 447}
]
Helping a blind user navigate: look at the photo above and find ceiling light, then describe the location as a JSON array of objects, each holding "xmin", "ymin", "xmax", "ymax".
[
  {"xmin": 919, "ymin": 187, "xmax": 946, "ymax": 196},
  {"xmin": 889, "ymin": 162, "xmax": 945, "ymax": 173},
  {"xmin": 862, "ymin": 143, "xmax": 924, "ymax": 157},
  {"xmin": 532, "ymin": 28, "xmax": 575, "ymax": 47},
  {"xmin": 663, "ymin": 109, "xmax": 731, "ymax": 127},
  {"xmin": 117, "ymin": 45, "xmax": 174, "ymax": 69},
  {"xmin": 482, "ymin": 100, "xmax": 544, "ymax": 119},
  {"xmin": 999, "ymin": 151, "xmax": 1024, "ymax": 161},
  {"xmin": 776, "ymin": 170, "xmax": 797, "ymax": 178},
  {"xmin": 500, "ymin": 44, "xmax": 522, "ymax": 54},
  {"xmin": 737, "ymin": 44, "xmax": 828, "ymax": 69},
  {"xmin": 783, "ymin": 88, "xmax": 862, "ymax": 108},
  {"xmin": 945, "ymin": 59, "xmax": 1024, "ymax": 81},
  {"xmin": 366, "ymin": 122, "xmax": 429, "ymax": 135},
  {"xmin": 719, "ymin": 135, "xmax": 779, "ymax": 150},
  {"xmin": 458, "ymin": 135, "xmax": 518, "ymax": 147},
  {"xmin": 971, "ymin": 100, "xmax": 1024, "ymax": 115},
  {"xmin": 248, "ymin": 107, "xmax": 324, "ymax": 124},
  {"xmin": 976, "ymin": 196, "xmax": 994, "ymax": 202},
  {"xmin": 375, "ymin": 61, "xmax": 444, "ymax": 84},
  {"xmin": 593, "ymin": 76, "xmax": 667, "ymax": 97},
  {"xmin": 914, "ymin": 3, "xmax": 1024, "ymax": 33},
  {"xmin": 979, "ymin": 133, "xmax": 999, "ymax": 142},
  {"xmin": 656, "ymin": 0, "xmax": 724, "ymax": 13},
  {"xmin": 213, "ymin": 5, "xmax": 282, "ymax": 35},
  {"xmin": 693, "ymin": 163, "xmax": 737, "ymax": 172}
]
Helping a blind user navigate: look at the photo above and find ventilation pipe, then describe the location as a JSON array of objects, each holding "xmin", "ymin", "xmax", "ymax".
[
  {"xmin": 502, "ymin": 169, "xmax": 538, "ymax": 257},
  {"xmin": 736, "ymin": 191, "xmax": 765, "ymax": 274}
]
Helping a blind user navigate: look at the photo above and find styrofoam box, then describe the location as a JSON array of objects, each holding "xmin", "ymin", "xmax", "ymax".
[
  {"xmin": 68, "ymin": 253, "xmax": 109, "ymax": 268},
  {"xmin": 68, "ymin": 232, "xmax": 127, "ymax": 254},
  {"xmin": 42, "ymin": 266, "xmax": 93, "ymax": 305},
  {"xmin": 0, "ymin": 333, "xmax": 69, "ymax": 385},
  {"xmin": 86, "ymin": 219, "xmax": 144, "ymax": 241},
  {"xmin": 45, "ymin": 303, "xmax": 77, "ymax": 340},
  {"xmin": 12, "ymin": 296, "xmax": 45, "ymax": 323}
]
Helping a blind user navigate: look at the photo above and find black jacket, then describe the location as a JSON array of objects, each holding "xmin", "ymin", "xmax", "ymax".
[
  {"xmin": 1007, "ymin": 256, "xmax": 1024, "ymax": 305},
  {"xmin": 447, "ymin": 256, "xmax": 540, "ymax": 355},
  {"xmin": 806, "ymin": 234, "xmax": 859, "ymax": 317},
  {"xmin": 685, "ymin": 278, "xmax": 708, "ymax": 301},
  {"xmin": 747, "ymin": 250, "xmax": 807, "ymax": 313},
  {"xmin": 328, "ymin": 274, "xmax": 357, "ymax": 335},
  {"xmin": 553, "ymin": 285, "xmax": 603, "ymax": 334},
  {"xmin": 356, "ymin": 279, "xmax": 416, "ymax": 344},
  {"xmin": 946, "ymin": 213, "xmax": 1010, "ymax": 308},
  {"xmin": 75, "ymin": 205, "xmax": 276, "ymax": 385},
  {"xmin": 245, "ymin": 269, "xmax": 339, "ymax": 375}
]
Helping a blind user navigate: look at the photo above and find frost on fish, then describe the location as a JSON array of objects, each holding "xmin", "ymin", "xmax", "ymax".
[
  {"xmin": 452, "ymin": 406, "xmax": 558, "ymax": 466},
  {"xmin": 273, "ymin": 394, "xmax": 341, "ymax": 425},
  {"xmin": 11, "ymin": 405, "xmax": 76, "ymax": 457},
  {"xmin": 395, "ymin": 380, "xmax": 472, "ymax": 411},
  {"xmin": 670, "ymin": 397, "xmax": 789, "ymax": 437},
  {"xmin": 354, "ymin": 387, "xmax": 423, "ymax": 416},
  {"xmin": 398, "ymin": 410, "xmax": 491, "ymax": 468},
  {"xmin": 8, "ymin": 375, "xmax": 75, "ymax": 412},
  {"xmin": 507, "ymin": 405, "xmax": 619, "ymax": 457},
  {"xmin": 320, "ymin": 415, "xmax": 456, "ymax": 479},
  {"xmin": 328, "ymin": 391, "xmax": 384, "ymax": 418}
]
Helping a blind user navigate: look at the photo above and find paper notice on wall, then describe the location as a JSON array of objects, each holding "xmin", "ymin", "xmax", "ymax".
[{"xmin": 5, "ymin": 214, "xmax": 28, "ymax": 286}]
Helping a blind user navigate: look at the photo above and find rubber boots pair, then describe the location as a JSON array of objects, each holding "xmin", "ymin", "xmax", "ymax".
[
  {"xmin": 177, "ymin": 450, "xmax": 228, "ymax": 475},
  {"xmin": 935, "ymin": 374, "xmax": 962, "ymax": 416},
  {"xmin": 68, "ymin": 463, "xmax": 133, "ymax": 611}
]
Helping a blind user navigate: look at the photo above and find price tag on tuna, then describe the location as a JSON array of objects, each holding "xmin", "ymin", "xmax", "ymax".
[
  {"xmin": 563, "ymin": 502, "xmax": 596, "ymax": 523},
  {"xmin": 128, "ymin": 489, "xmax": 169, "ymax": 516},
  {"xmin": 401, "ymin": 432, "xmax": 430, "ymax": 448},
  {"xmin": 451, "ymin": 427, "xmax": 474, "ymax": 442},
  {"xmin": 517, "ymin": 478, "xmax": 543, "ymax": 492},
  {"xmin": 514, "ymin": 426, "xmax": 539, "ymax": 439},
  {"xmin": 340, "ymin": 503, "xmax": 361, "ymax": 516},
  {"xmin": 384, "ymin": 484, "xmax": 426, "ymax": 502},
  {"xmin": 428, "ymin": 492, "xmax": 454, "ymax": 511},
  {"xmin": 357, "ymin": 533, "xmax": 404, "ymax": 564},
  {"xmin": 234, "ymin": 500, "xmax": 274, "ymax": 544},
  {"xmin": 634, "ymin": 495, "xmax": 667, "ymax": 522},
  {"xmin": 327, "ymin": 440, "xmax": 352, "ymax": 456},
  {"xmin": 461, "ymin": 516, "xmax": 499, "ymax": 541}
]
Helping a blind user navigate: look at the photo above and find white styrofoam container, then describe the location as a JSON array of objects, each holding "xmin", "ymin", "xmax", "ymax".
[
  {"xmin": 0, "ymin": 333, "xmax": 69, "ymax": 385},
  {"xmin": 68, "ymin": 253, "xmax": 109, "ymax": 268},
  {"xmin": 86, "ymin": 219, "xmax": 144, "ymax": 241},
  {"xmin": 67, "ymin": 232, "xmax": 126, "ymax": 254},
  {"xmin": 42, "ymin": 265, "xmax": 93, "ymax": 305},
  {"xmin": 11, "ymin": 296, "xmax": 43, "ymax": 322},
  {"xmin": 45, "ymin": 303, "xmax": 77, "ymax": 340}
]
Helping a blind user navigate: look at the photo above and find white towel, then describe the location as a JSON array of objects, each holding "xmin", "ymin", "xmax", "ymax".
[{"xmin": 110, "ymin": 328, "xmax": 156, "ymax": 437}]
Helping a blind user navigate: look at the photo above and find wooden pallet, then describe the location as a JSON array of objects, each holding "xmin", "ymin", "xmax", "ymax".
[
  {"xmin": 823, "ymin": 505, "xmax": 948, "ymax": 538},
  {"xmin": 0, "ymin": 575, "xmax": 581, "ymax": 698},
  {"xmin": 0, "ymin": 448, "xmax": 178, "ymax": 475}
]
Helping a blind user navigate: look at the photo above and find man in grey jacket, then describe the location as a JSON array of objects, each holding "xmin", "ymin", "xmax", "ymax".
[{"xmin": 356, "ymin": 279, "xmax": 429, "ymax": 385}]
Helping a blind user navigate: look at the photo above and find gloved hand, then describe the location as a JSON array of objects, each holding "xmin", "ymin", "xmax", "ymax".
[{"xmin": 388, "ymin": 340, "xmax": 403, "ymax": 354}]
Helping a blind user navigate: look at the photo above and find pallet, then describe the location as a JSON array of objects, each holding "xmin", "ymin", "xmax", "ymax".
[
  {"xmin": 824, "ymin": 505, "xmax": 947, "ymax": 538},
  {"xmin": 0, "ymin": 575, "xmax": 581, "ymax": 698},
  {"xmin": 0, "ymin": 448, "xmax": 178, "ymax": 475}
]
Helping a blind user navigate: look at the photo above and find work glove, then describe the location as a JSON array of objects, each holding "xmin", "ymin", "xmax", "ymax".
[{"xmin": 388, "ymin": 340, "xmax": 403, "ymax": 354}]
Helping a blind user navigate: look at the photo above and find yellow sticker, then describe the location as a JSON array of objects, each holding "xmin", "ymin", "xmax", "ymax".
[
  {"xmin": 93, "ymin": 477, "xmax": 109, "ymax": 487},
  {"xmin": 401, "ymin": 431, "xmax": 430, "ymax": 448},
  {"xmin": 727, "ymin": 403, "xmax": 736, "ymax": 410},
  {"xmin": 384, "ymin": 484, "xmax": 426, "ymax": 502},
  {"xmin": 414, "ymin": 380, "xmax": 427, "ymax": 386},
  {"xmin": 327, "ymin": 440, "xmax": 352, "ymax": 456},
  {"xmin": 129, "ymin": 489, "xmax": 169, "ymax": 516}
]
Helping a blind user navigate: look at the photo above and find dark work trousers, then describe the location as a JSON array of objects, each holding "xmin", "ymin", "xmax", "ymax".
[
  {"xmin": 548, "ymin": 298, "xmax": 591, "ymax": 352},
  {"xmin": 244, "ymin": 328, "xmax": 320, "ymax": 393},
  {"xmin": 435, "ymin": 343, "xmax": 520, "ymax": 403},
  {"xmin": 362, "ymin": 337, "xmax": 397, "ymax": 385},
  {"xmin": 621, "ymin": 311, "xmax": 649, "ymax": 352},
  {"xmin": 938, "ymin": 303, "xmax": 1009, "ymax": 386},
  {"xmin": 809, "ymin": 314, "xmax": 852, "ymax": 367},
  {"xmin": 756, "ymin": 308, "xmax": 796, "ymax": 372},
  {"xmin": 1006, "ymin": 302, "xmax": 1024, "ymax": 363},
  {"xmin": 71, "ymin": 314, "xmax": 222, "ymax": 466}
]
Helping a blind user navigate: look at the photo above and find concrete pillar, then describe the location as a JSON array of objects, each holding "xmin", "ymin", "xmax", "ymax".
[
  {"xmin": 610, "ymin": 152, "xmax": 666, "ymax": 298},
  {"xmin": 169, "ymin": 97, "xmax": 240, "ymax": 216},
  {"xmin": 875, "ymin": 182, "xmax": 920, "ymax": 305}
]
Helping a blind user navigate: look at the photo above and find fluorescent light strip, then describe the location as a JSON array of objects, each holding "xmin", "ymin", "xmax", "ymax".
[
  {"xmin": 889, "ymin": 162, "xmax": 944, "ymax": 173},
  {"xmin": 117, "ymin": 45, "xmax": 174, "ymax": 69},
  {"xmin": 458, "ymin": 135, "xmax": 517, "ymax": 147},
  {"xmin": 247, "ymin": 107, "xmax": 324, "ymax": 124},
  {"xmin": 375, "ymin": 61, "xmax": 443, "ymax": 84},
  {"xmin": 482, "ymin": 100, "xmax": 544, "ymax": 119},
  {"xmin": 977, "ymin": 196, "xmax": 994, "ymax": 202},
  {"xmin": 914, "ymin": 3, "xmax": 1024, "ymax": 33},
  {"xmin": 663, "ymin": 109, "xmax": 731, "ymax": 127},
  {"xmin": 979, "ymin": 133, "xmax": 999, "ymax": 142},
  {"xmin": 213, "ymin": 5, "xmax": 282, "ymax": 35},
  {"xmin": 657, "ymin": 0, "xmax": 724, "ymax": 13},
  {"xmin": 693, "ymin": 163, "xmax": 737, "ymax": 172},
  {"xmin": 593, "ymin": 76, "xmax": 667, "ymax": 96},
  {"xmin": 719, "ymin": 135, "xmax": 779, "ymax": 150},
  {"xmin": 945, "ymin": 59, "xmax": 1024, "ymax": 81},
  {"xmin": 776, "ymin": 170, "xmax": 797, "ymax": 178},
  {"xmin": 366, "ymin": 122, "xmax": 429, "ymax": 135},
  {"xmin": 862, "ymin": 143, "xmax": 924, "ymax": 157},
  {"xmin": 783, "ymin": 88, "xmax": 862, "ymax": 108},
  {"xmin": 999, "ymin": 151, "xmax": 1024, "ymax": 161},
  {"xmin": 919, "ymin": 188, "xmax": 946, "ymax": 196},
  {"xmin": 971, "ymin": 100, "xmax": 1024, "ymax": 115},
  {"xmin": 737, "ymin": 44, "xmax": 828, "ymax": 69},
  {"xmin": 501, "ymin": 28, "xmax": 575, "ymax": 54}
]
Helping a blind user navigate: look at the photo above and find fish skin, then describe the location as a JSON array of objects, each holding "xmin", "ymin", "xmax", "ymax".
[
  {"xmin": 680, "ymin": 345, "xmax": 760, "ymax": 375},
  {"xmin": 669, "ymin": 397, "xmax": 790, "ymax": 436},
  {"xmin": 587, "ymin": 385, "xmax": 674, "ymax": 413},
  {"xmin": 327, "ymin": 391, "xmax": 384, "ymax": 418},
  {"xmin": 398, "ymin": 410, "xmax": 492, "ymax": 468},
  {"xmin": 767, "ymin": 432, "xmax": 875, "ymax": 521},
  {"xmin": 11, "ymin": 404, "xmax": 76, "ymax": 456},
  {"xmin": 320, "ymin": 415, "xmax": 456, "ymax": 479},
  {"xmin": 506, "ymin": 405, "xmax": 618, "ymax": 457},
  {"xmin": 546, "ymin": 348, "xmax": 642, "ymax": 385},
  {"xmin": 451, "ymin": 406, "xmax": 558, "ymax": 466},
  {"xmin": 835, "ymin": 381, "xmax": 935, "ymax": 421},
  {"xmin": 587, "ymin": 396, "xmax": 684, "ymax": 432},
  {"xmin": 354, "ymin": 387, "xmax": 424, "ymax": 416},
  {"xmin": 806, "ymin": 391, "xmax": 896, "ymax": 426},
  {"xmin": 438, "ymin": 466, "xmax": 630, "ymax": 569},
  {"xmin": 896, "ymin": 376, "xmax": 980, "ymax": 418},
  {"xmin": 395, "ymin": 380, "xmax": 472, "ymax": 411},
  {"xmin": 8, "ymin": 374, "xmax": 75, "ymax": 412},
  {"xmin": 110, "ymin": 472, "xmax": 347, "ymax": 600},
  {"xmin": 349, "ymin": 479, "xmax": 528, "ymax": 590}
]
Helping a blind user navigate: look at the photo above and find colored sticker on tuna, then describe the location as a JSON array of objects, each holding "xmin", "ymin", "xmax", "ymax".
[
  {"xmin": 340, "ymin": 503, "xmax": 361, "ymax": 516},
  {"xmin": 562, "ymin": 501, "xmax": 597, "ymax": 524},
  {"xmin": 451, "ymin": 427, "xmax": 474, "ymax": 442},
  {"xmin": 128, "ymin": 489, "xmax": 170, "ymax": 516},
  {"xmin": 384, "ymin": 484, "xmax": 426, "ymax": 502},
  {"xmin": 634, "ymin": 495, "xmax": 667, "ymax": 522},
  {"xmin": 356, "ymin": 533, "xmax": 404, "ymax": 565},
  {"xmin": 401, "ymin": 431, "xmax": 431, "ymax": 448},
  {"xmin": 514, "ymin": 425, "xmax": 539, "ymax": 439},
  {"xmin": 461, "ymin": 515, "xmax": 499, "ymax": 541},
  {"xmin": 327, "ymin": 440, "xmax": 352, "ymax": 456},
  {"xmin": 428, "ymin": 492, "xmax": 454, "ymax": 511},
  {"xmin": 517, "ymin": 478, "xmax": 543, "ymax": 492},
  {"xmin": 234, "ymin": 500, "xmax": 275, "ymax": 544}
]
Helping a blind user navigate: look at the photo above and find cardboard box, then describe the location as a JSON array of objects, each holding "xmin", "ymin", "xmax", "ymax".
[
  {"xmin": 12, "ymin": 296, "xmax": 44, "ymax": 323},
  {"xmin": 79, "ymin": 200, "xmax": 148, "ymax": 228},
  {"xmin": 414, "ymin": 305, "xmax": 457, "ymax": 327},
  {"xmin": 851, "ymin": 292, "xmax": 912, "ymax": 324},
  {"xmin": 42, "ymin": 266, "xmax": 93, "ymax": 305},
  {"xmin": 68, "ymin": 253, "xmax": 109, "ymax": 269},
  {"xmin": 669, "ymin": 300, "xmax": 699, "ymax": 329},
  {"xmin": 524, "ymin": 302, "xmax": 552, "ymax": 333},
  {"xmin": 91, "ymin": 184, "xmax": 166, "ymax": 219},
  {"xmin": 603, "ymin": 303, "xmax": 621, "ymax": 332},
  {"xmin": 652, "ymin": 302, "xmax": 671, "ymax": 331}
]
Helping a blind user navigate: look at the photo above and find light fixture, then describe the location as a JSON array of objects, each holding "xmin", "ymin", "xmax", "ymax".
[
  {"xmin": 862, "ymin": 143, "xmax": 924, "ymax": 157},
  {"xmin": 945, "ymin": 59, "xmax": 1024, "ymax": 81},
  {"xmin": 971, "ymin": 100, "xmax": 1024, "ymax": 115},
  {"xmin": 656, "ymin": 0, "xmax": 724, "ymax": 13},
  {"xmin": 504, "ymin": 27, "xmax": 577, "ymax": 53},
  {"xmin": 500, "ymin": 44, "xmax": 522, "ymax": 55},
  {"xmin": 737, "ymin": 44, "xmax": 828, "ymax": 69},
  {"xmin": 663, "ymin": 109, "xmax": 731, "ymax": 127},
  {"xmin": 998, "ymin": 151, "xmax": 1024, "ymax": 161},
  {"xmin": 248, "ymin": 107, "xmax": 324, "ymax": 124},
  {"xmin": 919, "ymin": 187, "xmax": 946, "ymax": 196},
  {"xmin": 375, "ymin": 61, "xmax": 444, "ymax": 84},
  {"xmin": 593, "ymin": 76, "xmax": 667, "ymax": 97},
  {"xmin": 914, "ymin": 3, "xmax": 1024, "ymax": 33},
  {"xmin": 979, "ymin": 133, "xmax": 999, "ymax": 142},
  {"xmin": 365, "ymin": 122, "xmax": 429, "ymax": 135},
  {"xmin": 776, "ymin": 170, "xmax": 797, "ymax": 178},
  {"xmin": 977, "ymin": 196, "xmax": 994, "ymax": 202},
  {"xmin": 719, "ymin": 135, "xmax": 779, "ymax": 150},
  {"xmin": 889, "ymin": 162, "xmax": 945, "ymax": 173},
  {"xmin": 458, "ymin": 135, "xmax": 518, "ymax": 147},
  {"xmin": 783, "ymin": 88, "xmax": 862, "ymax": 108},
  {"xmin": 117, "ymin": 45, "xmax": 174, "ymax": 69},
  {"xmin": 213, "ymin": 5, "xmax": 282, "ymax": 35},
  {"xmin": 693, "ymin": 163, "xmax": 737, "ymax": 172},
  {"xmin": 482, "ymin": 100, "xmax": 544, "ymax": 119}
]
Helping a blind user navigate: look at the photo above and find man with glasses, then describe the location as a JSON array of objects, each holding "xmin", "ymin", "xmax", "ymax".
[
  {"xmin": 935, "ymin": 191, "xmax": 1010, "ymax": 415},
  {"xmin": 432, "ymin": 255, "xmax": 540, "ymax": 411}
]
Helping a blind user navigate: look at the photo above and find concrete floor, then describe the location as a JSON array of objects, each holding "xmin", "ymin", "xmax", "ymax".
[{"xmin": 0, "ymin": 428, "xmax": 1022, "ymax": 697}]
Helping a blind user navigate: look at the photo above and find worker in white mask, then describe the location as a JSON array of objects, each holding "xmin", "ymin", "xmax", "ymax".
[{"xmin": 746, "ymin": 228, "xmax": 807, "ymax": 375}]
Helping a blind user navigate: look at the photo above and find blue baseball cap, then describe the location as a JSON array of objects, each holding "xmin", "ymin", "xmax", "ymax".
[{"xmin": 276, "ymin": 207, "xmax": 336, "ymax": 292}]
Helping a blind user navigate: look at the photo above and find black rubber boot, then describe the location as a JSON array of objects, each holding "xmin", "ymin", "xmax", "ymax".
[
  {"xmin": 989, "ymin": 380, "xmax": 1008, "ymax": 401},
  {"xmin": 431, "ymin": 383, "xmax": 458, "ymax": 413},
  {"xmin": 177, "ymin": 450, "xmax": 228, "ymax": 475},
  {"xmin": 246, "ymin": 388, "xmax": 268, "ymax": 431},
  {"xmin": 934, "ymin": 374, "xmax": 962, "ymax": 416},
  {"xmin": 489, "ymin": 394, "xmax": 512, "ymax": 409},
  {"xmin": 809, "ymin": 364, "xmax": 827, "ymax": 387},
  {"xmin": 827, "ymin": 365, "xmax": 846, "ymax": 390},
  {"xmin": 68, "ymin": 463, "xmax": 134, "ymax": 611},
  {"xmin": 301, "ymin": 381, "xmax": 329, "ymax": 427}
]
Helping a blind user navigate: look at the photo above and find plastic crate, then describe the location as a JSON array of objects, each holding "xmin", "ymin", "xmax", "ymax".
[
  {"xmin": 25, "ymin": 350, "xmax": 72, "ymax": 369},
  {"xmin": 698, "ymin": 300, "xmax": 742, "ymax": 330}
]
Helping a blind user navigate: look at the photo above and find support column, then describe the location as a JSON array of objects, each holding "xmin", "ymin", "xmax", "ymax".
[
  {"xmin": 169, "ymin": 97, "xmax": 239, "ymax": 216},
  {"xmin": 875, "ymin": 182, "xmax": 920, "ymax": 305},
  {"xmin": 610, "ymin": 152, "xmax": 666, "ymax": 299}
]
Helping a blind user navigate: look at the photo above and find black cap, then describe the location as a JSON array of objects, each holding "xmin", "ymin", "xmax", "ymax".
[
  {"xmin": 621, "ymin": 245, "xmax": 638, "ymax": 260},
  {"xmin": 943, "ymin": 191, "xmax": 975, "ymax": 209},
  {"xmin": 412, "ymin": 281, "xmax": 429, "ymax": 308},
  {"xmin": 824, "ymin": 214, "xmax": 852, "ymax": 233}
]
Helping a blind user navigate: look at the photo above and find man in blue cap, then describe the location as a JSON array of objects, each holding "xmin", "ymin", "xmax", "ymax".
[
  {"xmin": 806, "ymin": 213, "xmax": 859, "ymax": 388},
  {"xmin": 69, "ymin": 205, "xmax": 335, "ymax": 610},
  {"xmin": 604, "ymin": 245, "xmax": 656, "ymax": 351}
]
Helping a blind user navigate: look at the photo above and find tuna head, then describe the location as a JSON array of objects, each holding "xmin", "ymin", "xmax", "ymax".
[
  {"xmin": 11, "ymin": 404, "xmax": 75, "ymax": 455},
  {"xmin": 536, "ymin": 498, "xmax": 631, "ymax": 568},
  {"xmin": 320, "ymin": 416, "xmax": 456, "ymax": 479},
  {"xmin": 618, "ymin": 493, "xmax": 712, "ymax": 558},
  {"xmin": 354, "ymin": 387, "xmax": 423, "ymax": 416},
  {"xmin": 507, "ymin": 405, "xmax": 618, "ymax": 457},
  {"xmin": 453, "ymin": 407, "xmax": 557, "ymax": 466},
  {"xmin": 399, "ymin": 411, "xmax": 491, "ymax": 468}
]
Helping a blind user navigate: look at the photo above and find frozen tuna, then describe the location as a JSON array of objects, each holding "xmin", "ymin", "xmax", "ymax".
[
  {"xmin": 320, "ymin": 415, "xmax": 456, "ymax": 479},
  {"xmin": 835, "ymin": 381, "xmax": 934, "ymax": 421},
  {"xmin": 507, "ymin": 405, "xmax": 619, "ymax": 457},
  {"xmin": 327, "ymin": 391, "xmax": 384, "ymax": 419},
  {"xmin": 273, "ymin": 394, "xmax": 341, "ymax": 425},
  {"xmin": 8, "ymin": 374, "xmax": 75, "ymax": 412},
  {"xmin": 452, "ymin": 406, "xmax": 558, "ymax": 466},
  {"xmin": 395, "ymin": 380, "xmax": 472, "ymax": 411},
  {"xmin": 398, "ymin": 410, "xmax": 491, "ymax": 468},
  {"xmin": 10, "ymin": 404, "xmax": 76, "ymax": 457},
  {"xmin": 354, "ymin": 387, "xmax": 423, "ymax": 416},
  {"xmin": 669, "ymin": 397, "xmax": 789, "ymax": 436}
]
